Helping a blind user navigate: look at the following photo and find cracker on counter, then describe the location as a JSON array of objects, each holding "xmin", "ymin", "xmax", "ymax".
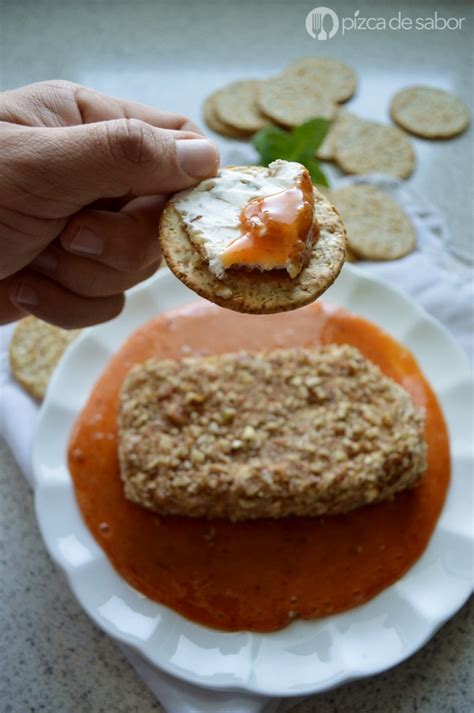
[
  {"xmin": 160, "ymin": 166, "xmax": 347, "ymax": 315},
  {"xmin": 214, "ymin": 79, "xmax": 268, "ymax": 133},
  {"xmin": 334, "ymin": 119, "xmax": 416, "ymax": 179},
  {"xmin": 203, "ymin": 91, "xmax": 251, "ymax": 139},
  {"xmin": 284, "ymin": 57, "xmax": 356, "ymax": 103},
  {"xmin": 118, "ymin": 344, "xmax": 426, "ymax": 521},
  {"xmin": 316, "ymin": 110, "xmax": 358, "ymax": 161},
  {"xmin": 390, "ymin": 86, "xmax": 470, "ymax": 139},
  {"xmin": 9, "ymin": 316, "xmax": 81, "ymax": 400},
  {"xmin": 330, "ymin": 184, "xmax": 416, "ymax": 260},
  {"xmin": 258, "ymin": 75, "xmax": 337, "ymax": 128}
]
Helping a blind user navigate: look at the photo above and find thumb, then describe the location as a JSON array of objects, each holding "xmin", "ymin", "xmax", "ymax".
[{"xmin": 23, "ymin": 119, "xmax": 220, "ymax": 205}]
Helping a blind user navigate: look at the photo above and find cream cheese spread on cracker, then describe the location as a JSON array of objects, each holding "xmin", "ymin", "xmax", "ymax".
[{"xmin": 171, "ymin": 160, "xmax": 314, "ymax": 278}]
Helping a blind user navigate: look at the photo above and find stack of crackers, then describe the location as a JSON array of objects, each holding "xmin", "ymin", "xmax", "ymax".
[
  {"xmin": 205, "ymin": 58, "xmax": 468, "ymax": 178},
  {"xmin": 204, "ymin": 56, "xmax": 469, "ymax": 263},
  {"xmin": 204, "ymin": 57, "xmax": 356, "ymax": 138}
]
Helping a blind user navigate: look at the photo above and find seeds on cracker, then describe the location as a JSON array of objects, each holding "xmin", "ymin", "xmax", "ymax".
[
  {"xmin": 284, "ymin": 57, "xmax": 356, "ymax": 103},
  {"xmin": 334, "ymin": 119, "xmax": 416, "ymax": 179},
  {"xmin": 118, "ymin": 344, "xmax": 426, "ymax": 521},
  {"xmin": 203, "ymin": 91, "xmax": 250, "ymax": 138},
  {"xmin": 214, "ymin": 79, "xmax": 268, "ymax": 133},
  {"xmin": 330, "ymin": 184, "xmax": 416, "ymax": 260},
  {"xmin": 390, "ymin": 86, "xmax": 470, "ymax": 139},
  {"xmin": 258, "ymin": 75, "xmax": 337, "ymax": 128},
  {"xmin": 9, "ymin": 316, "xmax": 81, "ymax": 400}
]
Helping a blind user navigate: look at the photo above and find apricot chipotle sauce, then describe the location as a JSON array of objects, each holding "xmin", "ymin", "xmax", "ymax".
[
  {"xmin": 220, "ymin": 171, "xmax": 317, "ymax": 276},
  {"xmin": 68, "ymin": 301, "xmax": 450, "ymax": 632}
]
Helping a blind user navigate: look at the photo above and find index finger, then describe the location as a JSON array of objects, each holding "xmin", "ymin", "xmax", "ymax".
[
  {"xmin": 0, "ymin": 80, "xmax": 204, "ymax": 135},
  {"xmin": 75, "ymin": 86, "xmax": 204, "ymax": 135}
]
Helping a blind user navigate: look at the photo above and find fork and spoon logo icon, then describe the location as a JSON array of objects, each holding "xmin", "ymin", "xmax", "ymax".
[{"xmin": 306, "ymin": 7, "xmax": 340, "ymax": 40}]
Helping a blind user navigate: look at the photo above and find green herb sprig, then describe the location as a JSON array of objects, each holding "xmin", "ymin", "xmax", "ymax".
[{"xmin": 251, "ymin": 118, "xmax": 330, "ymax": 187}]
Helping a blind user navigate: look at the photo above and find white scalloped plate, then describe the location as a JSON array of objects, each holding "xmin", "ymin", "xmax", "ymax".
[{"xmin": 33, "ymin": 266, "xmax": 473, "ymax": 697}]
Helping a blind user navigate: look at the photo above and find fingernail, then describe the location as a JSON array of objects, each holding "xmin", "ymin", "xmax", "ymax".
[
  {"xmin": 177, "ymin": 139, "xmax": 219, "ymax": 178},
  {"xmin": 32, "ymin": 251, "xmax": 58, "ymax": 272},
  {"xmin": 69, "ymin": 228, "xmax": 103, "ymax": 256},
  {"xmin": 13, "ymin": 283, "xmax": 39, "ymax": 307}
]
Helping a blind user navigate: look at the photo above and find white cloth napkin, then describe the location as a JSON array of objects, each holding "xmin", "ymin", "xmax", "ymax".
[{"xmin": 0, "ymin": 175, "xmax": 472, "ymax": 713}]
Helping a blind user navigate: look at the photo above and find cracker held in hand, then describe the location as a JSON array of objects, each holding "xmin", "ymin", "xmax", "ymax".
[
  {"xmin": 390, "ymin": 86, "xmax": 470, "ymax": 139},
  {"xmin": 118, "ymin": 344, "xmax": 426, "ymax": 521},
  {"xmin": 160, "ymin": 160, "xmax": 347, "ymax": 314},
  {"xmin": 331, "ymin": 184, "xmax": 416, "ymax": 260},
  {"xmin": 9, "ymin": 316, "xmax": 81, "ymax": 400},
  {"xmin": 214, "ymin": 79, "xmax": 268, "ymax": 133},
  {"xmin": 334, "ymin": 118, "xmax": 416, "ymax": 179},
  {"xmin": 258, "ymin": 75, "xmax": 336, "ymax": 128},
  {"xmin": 284, "ymin": 57, "xmax": 356, "ymax": 103}
]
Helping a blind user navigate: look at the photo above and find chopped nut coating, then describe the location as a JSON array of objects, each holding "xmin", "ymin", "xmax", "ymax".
[{"xmin": 118, "ymin": 345, "xmax": 426, "ymax": 520}]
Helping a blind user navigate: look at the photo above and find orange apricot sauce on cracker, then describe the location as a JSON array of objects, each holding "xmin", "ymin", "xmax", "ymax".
[
  {"xmin": 220, "ymin": 169, "xmax": 317, "ymax": 277},
  {"xmin": 69, "ymin": 301, "xmax": 450, "ymax": 632}
]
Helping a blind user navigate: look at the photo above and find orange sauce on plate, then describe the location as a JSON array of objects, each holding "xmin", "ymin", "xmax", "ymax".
[
  {"xmin": 220, "ymin": 171, "xmax": 316, "ymax": 272},
  {"xmin": 68, "ymin": 301, "xmax": 450, "ymax": 632}
]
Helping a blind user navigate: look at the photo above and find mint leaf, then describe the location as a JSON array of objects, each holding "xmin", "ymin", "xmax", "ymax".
[
  {"xmin": 251, "ymin": 125, "xmax": 290, "ymax": 164},
  {"xmin": 252, "ymin": 117, "xmax": 330, "ymax": 187},
  {"xmin": 286, "ymin": 118, "xmax": 331, "ymax": 160},
  {"xmin": 302, "ymin": 155, "xmax": 330, "ymax": 187}
]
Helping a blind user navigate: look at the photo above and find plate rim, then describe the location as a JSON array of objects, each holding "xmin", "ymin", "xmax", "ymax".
[{"xmin": 32, "ymin": 265, "xmax": 474, "ymax": 696}]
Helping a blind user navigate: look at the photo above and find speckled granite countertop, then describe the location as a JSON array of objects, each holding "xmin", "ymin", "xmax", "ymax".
[{"xmin": 0, "ymin": 1, "xmax": 472, "ymax": 711}]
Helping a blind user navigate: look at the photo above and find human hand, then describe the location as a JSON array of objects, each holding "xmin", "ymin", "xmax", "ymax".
[{"xmin": 0, "ymin": 80, "xmax": 219, "ymax": 327}]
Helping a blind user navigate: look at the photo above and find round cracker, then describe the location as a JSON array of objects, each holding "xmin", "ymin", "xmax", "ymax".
[
  {"xmin": 334, "ymin": 119, "xmax": 415, "ymax": 179},
  {"xmin": 9, "ymin": 316, "xmax": 81, "ymax": 400},
  {"xmin": 390, "ymin": 86, "xmax": 469, "ymax": 139},
  {"xmin": 330, "ymin": 184, "xmax": 416, "ymax": 260},
  {"xmin": 203, "ymin": 92, "xmax": 250, "ymax": 139},
  {"xmin": 258, "ymin": 76, "xmax": 337, "ymax": 128},
  {"xmin": 160, "ymin": 169, "xmax": 347, "ymax": 314},
  {"xmin": 316, "ymin": 110, "xmax": 358, "ymax": 161},
  {"xmin": 284, "ymin": 57, "xmax": 356, "ymax": 103},
  {"xmin": 214, "ymin": 79, "xmax": 268, "ymax": 133}
]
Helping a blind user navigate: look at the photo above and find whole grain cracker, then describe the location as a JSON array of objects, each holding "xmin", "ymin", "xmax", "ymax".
[
  {"xmin": 334, "ymin": 119, "xmax": 415, "ymax": 179},
  {"xmin": 214, "ymin": 79, "xmax": 268, "ymax": 133},
  {"xmin": 330, "ymin": 184, "xmax": 416, "ymax": 260},
  {"xmin": 258, "ymin": 75, "xmax": 337, "ymax": 128},
  {"xmin": 9, "ymin": 316, "xmax": 81, "ymax": 400},
  {"xmin": 390, "ymin": 86, "xmax": 470, "ymax": 139},
  {"xmin": 284, "ymin": 57, "xmax": 356, "ymax": 103},
  {"xmin": 203, "ymin": 91, "xmax": 250, "ymax": 139},
  {"xmin": 316, "ymin": 110, "xmax": 358, "ymax": 161},
  {"xmin": 160, "ymin": 167, "xmax": 347, "ymax": 314}
]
